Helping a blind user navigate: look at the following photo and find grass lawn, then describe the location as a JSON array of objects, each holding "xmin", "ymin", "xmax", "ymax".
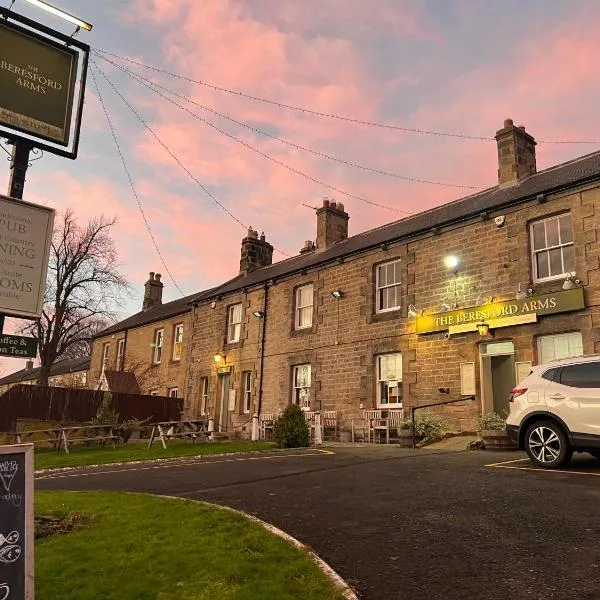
[
  {"xmin": 35, "ymin": 441, "xmax": 277, "ymax": 470},
  {"xmin": 36, "ymin": 491, "xmax": 348, "ymax": 600}
]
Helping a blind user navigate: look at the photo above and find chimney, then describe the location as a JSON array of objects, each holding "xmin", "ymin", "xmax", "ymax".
[
  {"xmin": 495, "ymin": 118, "xmax": 537, "ymax": 186},
  {"xmin": 239, "ymin": 227, "xmax": 273, "ymax": 275},
  {"xmin": 25, "ymin": 360, "xmax": 33, "ymax": 371},
  {"xmin": 299, "ymin": 240, "xmax": 316, "ymax": 254},
  {"xmin": 143, "ymin": 272, "xmax": 163, "ymax": 311},
  {"xmin": 316, "ymin": 199, "xmax": 349, "ymax": 250}
]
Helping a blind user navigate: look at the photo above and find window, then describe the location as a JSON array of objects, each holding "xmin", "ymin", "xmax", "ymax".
[
  {"xmin": 173, "ymin": 324, "xmax": 184, "ymax": 361},
  {"xmin": 377, "ymin": 353, "xmax": 403, "ymax": 407},
  {"xmin": 295, "ymin": 284, "xmax": 313, "ymax": 330},
  {"xmin": 200, "ymin": 377, "xmax": 209, "ymax": 415},
  {"xmin": 116, "ymin": 338, "xmax": 125, "ymax": 371},
  {"xmin": 168, "ymin": 387, "xmax": 178, "ymax": 398},
  {"xmin": 227, "ymin": 304, "xmax": 243, "ymax": 343},
  {"xmin": 292, "ymin": 364, "xmax": 311, "ymax": 408},
  {"xmin": 541, "ymin": 367, "xmax": 560, "ymax": 382},
  {"xmin": 531, "ymin": 213, "xmax": 574, "ymax": 282},
  {"xmin": 153, "ymin": 329, "xmax": 164, "ymax": 364},
  {"xmin": 538, "ymin": 332, "xmax": 583, "ymax": 364},
  {"xmin": 559, "ymin": 362, "xmax": 600, "ymax": 389},
  {"xmin": 376, "ymin": 260, "xmax": 402, "ymax": 313},
  {"xmin": 101, "ymin": 343, "xmax": 110, "ymax": 374},
  {"xmin": 242, "ymin": 371, "xmax": 252, "ymax": 414}
]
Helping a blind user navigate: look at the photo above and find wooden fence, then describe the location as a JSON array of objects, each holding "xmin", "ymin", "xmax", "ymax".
[{"xmin": 0, "ymin": 384, "xmax": 183, "ymax": 432}]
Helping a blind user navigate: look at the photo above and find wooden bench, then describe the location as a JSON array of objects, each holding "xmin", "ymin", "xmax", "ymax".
[
  {"xmin": 60, "ymin": 425, "xmax": 119, "ymax": 454},
  {"xmin": 147, "ymin": 420, "xmax": 209, "ymax": 449},
  {"xmin": 12, "ymin": 428, "xmax": 63, "ymax": 450}
]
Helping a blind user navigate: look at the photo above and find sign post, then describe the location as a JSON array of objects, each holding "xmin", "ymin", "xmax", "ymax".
[{"xmin": 0, "ymin": 444, "xmax": 34, "ymax": 600}]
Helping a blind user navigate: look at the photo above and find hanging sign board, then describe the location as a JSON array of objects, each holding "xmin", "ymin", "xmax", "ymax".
[
  {"xmin": 0, "ymin": 335, "xmax": 37, "ymax": 359},
  {"xmin": 0, "ymin": 194, "xmax": 54, "ymax": 319},
  {"xmin": 0, "ymin": 444, "xmax": 34, "ymax": 600}
]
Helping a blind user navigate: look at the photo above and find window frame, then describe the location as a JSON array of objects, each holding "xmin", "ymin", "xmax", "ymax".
[
  {"xmin": 116, "ymin": 338, "xmax": 125, "ymax": 371},
  {"xmin": 101, "ymin": 342, "xmax": 111, "ymax": 374},
  {"xmin": 200, "ymin": 377, "xmax": 209, "ymax": 415},
  {"xmin": 227, "ymin": 303, "xmax": 243, "ymax": 343},
  {"xmin": 530, "ymin": 213, "xmax": 575, "ymax": 283},
  {"xmin": 168, "ymin": 387, "xmax": 178, "ymax": 398},
  {"xmin": 294, "ymin": 284, "xmax": 314, "ymax": 330},
  {"xmin": 376, "ymin": 353, "xmax": 403, "ymax": 408},
  {"xmin": 292, "ymin": 364, "xmax": 312, "ymax": 409},
  {"xmin": 242, "ymin": 371, "xmax": 252, "ymax": 414},
  {"xmin": 172, "ymin": 323, "xmax": 184, "ymax": 361},
  {"xmin": 153, "ymin": 328, "xmax": 164, "ymax": 364},
  {"xmin": 537, "ymin": 331, "xmax": 583, "ymax": 365},
  {"xmin": 375, "ymin": 259, "xmax": 402, "ymax": 314},
  {"xmin": 149, "ymin": 390, "xmax": 159, "ymax": 396}
]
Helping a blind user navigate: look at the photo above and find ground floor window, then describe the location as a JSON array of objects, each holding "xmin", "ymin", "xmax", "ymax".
[
  {"xmin": 538, "ymin": 332, "xmax": 583, "ymax": 364},
  {"xmin": 377, "ymin": 353, "xmax": 403, "ymax": 408},
  {"xmin": 292, "ymin": 364, "xmax": 311, "ymax": 409},
  {"xmin": 242, "ymin": 371, "xmax": 252, "ymax": 413},
  {"xmin": 200, "ymin": 377, "xmax": 209, "ymax": 415}
]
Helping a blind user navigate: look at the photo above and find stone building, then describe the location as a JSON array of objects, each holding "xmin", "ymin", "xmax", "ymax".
[{"xmin": 90, "ymin": 118, "xmax": 600, "ymax": 437}]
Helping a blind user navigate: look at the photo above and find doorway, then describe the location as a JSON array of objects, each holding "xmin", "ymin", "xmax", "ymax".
[
  {"xmin": 218, "ymin": 374, "xmax": 230, "ymax": 432},
  {"xmin": 479, "ymin": 341, "xmax": 515, "ymax": 418}
]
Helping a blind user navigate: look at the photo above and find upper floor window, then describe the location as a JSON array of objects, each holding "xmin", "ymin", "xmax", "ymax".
[
  {"xmin": 149, "ymin": 389, "xmax": 159, "ymax": 396},
  {"xmin": 153, "ymin": 329, "xmax": 164, "ymax": 364},
  {"xmin": 376, "ymin": 260, "xmax": 402, "ymax": 313},
  {"xmin": 101, "ymin": 343, "xmax": 111, "ymax": 374},
  {"xmin": 242, "ymin": 371, "xmax": 252, "ymax": 414},
  {"xmin": 168, "ymin": 387, "xmax": 178, "ymax": 398},
  {"xmin": 200, "ymin": 377, "xmax": 209, "ymax": 415},
  {"xmin": 292, "ymin": 364, "xmax": 311, "ymax": 408},
  {"xmin": 377, "ymin": 353, "xmax": 403, "ymax": 408},
  {"xmin": 227, "ymin": 304, "xmax": 243, "ymax": 343},
  {"xmin": 531, "ymin": 213, "xmax": 574, "ymax": 282},
  {"xmin": 116, "ymin": 338, "xmax": 125, "ymax": 371},
  {"xmin": 295, "ymin": 284, "xmax": 314, "ymax": 330},
  {"xmin": 173, "ymin": 324, "xmax": 184, "ymax": 361}
]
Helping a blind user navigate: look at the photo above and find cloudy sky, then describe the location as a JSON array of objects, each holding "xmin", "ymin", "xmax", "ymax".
[{"xmin": 1, "ymin": 0, "xmax": 599, "ymax": 374}]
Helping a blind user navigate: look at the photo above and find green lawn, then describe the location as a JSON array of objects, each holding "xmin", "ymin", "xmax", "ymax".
[
  {"xmin": 35, "ymin": 441, "xmax": 277, "ymax": 470},
  {"xmin": 36, "ymin": 491, "xmax": 348, "ymax": 600}
]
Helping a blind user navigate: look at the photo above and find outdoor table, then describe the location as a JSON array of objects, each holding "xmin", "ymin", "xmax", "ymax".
[
  {"xmin": 147, "ymin": 419, "xmax": 209, "ymax": 449},
  {"xmin": 13, "ymin": 427, "xmax": 63, "ymax": 450},
  {"xmin": 60, "ymin": 424, "xmax": 119, "ymax": 454}
]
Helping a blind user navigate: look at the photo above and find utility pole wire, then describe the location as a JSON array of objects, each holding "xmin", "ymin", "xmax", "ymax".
[{"xmin": 89, "ymin": 64, "xmax": 186, "ymax": 296}]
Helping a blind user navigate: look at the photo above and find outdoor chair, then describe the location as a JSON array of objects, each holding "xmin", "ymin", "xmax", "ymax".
[
  {"xmin": 322, "ymin": 410, "xmax": 338, "ymax": 440},
  {"xmin": 259, "ymin": 413, "xmax": 275, "ymax": 440}
]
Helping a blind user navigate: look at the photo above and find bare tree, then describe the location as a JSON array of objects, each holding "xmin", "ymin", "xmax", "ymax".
[
  {"xmin": 59, "ymin": 316, "xmax": 113, "ymax": 360},
  {"xmin": 23, "ymin": 209, "xmax": 131, "ymax": 386}
]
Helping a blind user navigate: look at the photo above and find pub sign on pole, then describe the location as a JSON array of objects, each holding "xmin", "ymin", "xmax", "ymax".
[{"xmin": 0, "ymin": 444, "xmax": 34, "ymax": 600}]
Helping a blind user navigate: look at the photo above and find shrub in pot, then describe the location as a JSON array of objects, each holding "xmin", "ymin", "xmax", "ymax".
[
  {"xmin": 478, "ymin": 412, "xmax": 516, "ymax": 450},
  {"xmin": 414, "ymin": 411, "xmax": 450, "ymax": 446},
  {"xmin": 398, "ymin": 419, "xmax": 417, "ymax": 447},
  {"xmin": 273, "ymin": 404, "xmax": 310, "ymax": 448}
]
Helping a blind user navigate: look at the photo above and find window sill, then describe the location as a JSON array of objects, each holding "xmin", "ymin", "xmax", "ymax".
[
  {"xmin": 371, "ymin": 309, "xmax": 402, "ymax": 323},
  {"xmin": 168, "ymin": 359, "xmax": 183, "ymax": 366},
  {"xmin": 290, "ymin": 327, "xmax": 315, "ymax": 338},
  {"xmin": 224, "ymin": 340, "xmax": 244, "ymax": 351}
]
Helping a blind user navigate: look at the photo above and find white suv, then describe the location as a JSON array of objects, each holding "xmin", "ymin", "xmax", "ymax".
[{"xmin": 506, "ymin": 354, "xmax": 600, "ymax": 468}]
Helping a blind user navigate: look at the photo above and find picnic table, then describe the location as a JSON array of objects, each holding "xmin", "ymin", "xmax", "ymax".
[
  {"xmin": 147, "ymin": 419, "xmax": 209, "ymax": 449},
  {"xmin": 13, "ymin": 427, "xmax": 63, "ymax": 450},
  {"xmin": 60, "ymin": 424, "xmax": 119, "ymax": 454}
]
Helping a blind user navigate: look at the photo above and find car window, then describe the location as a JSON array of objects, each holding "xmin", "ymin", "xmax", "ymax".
[
  {"xmin": 559, "ymin": 362, "xmax": 600, "ymax": 388},
  {"xmin": 541, "ymin": 367, "xmax": 560, "ymax": 382}
]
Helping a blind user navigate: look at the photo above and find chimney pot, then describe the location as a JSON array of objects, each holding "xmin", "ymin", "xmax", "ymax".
[
  {"xmin": 330, "ymin": 201, "xmax": 337, "ymax": 210},
  {"xmin": 260, "ymin": 232, "xmax": 265, "ymax": 242},
  {"xmin": 149, "ymin": 271, "xmax": 155, "ymax": 280},
  {"xmin": 337, "ymin": 202, "xmax": 344, "ymax": 212},
  {"xmin": 25, "ymin": 360, "xmax": 33, "ymax": 371},
  {"xmin": 323, "ymin": 199, "xmax": 330, "ymax": 208},
  {"xmin": 155, "ymin": 273, "xmax": 161, "ymax": 281},
  {"xmin": 504, "ymin": 118, "xmax": 513, "ymax": 128}
]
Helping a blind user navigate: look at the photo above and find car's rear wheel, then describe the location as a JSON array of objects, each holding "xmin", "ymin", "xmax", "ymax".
[
  {"xmin": 588, "ymin": 450, "xmax": 600, "ymax": 460},
  {"xmin": 525, "ymin": 420, "xmax": 572, "ymax": 469}
]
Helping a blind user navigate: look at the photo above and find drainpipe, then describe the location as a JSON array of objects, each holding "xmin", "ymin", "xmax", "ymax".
[{"xmin": 254, "ymin": 282, "xmax": 269, "ymax": 438}]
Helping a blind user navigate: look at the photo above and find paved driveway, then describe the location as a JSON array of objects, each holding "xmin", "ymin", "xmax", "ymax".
[{"xmin": 37, "ymin": 447, "xmax": 600, "ymax": 600}]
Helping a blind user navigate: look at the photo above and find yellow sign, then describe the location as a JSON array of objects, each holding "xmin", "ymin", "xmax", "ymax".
[{"xmin": 416, "ymin": 287, "xmax": 584, "ymax": 334}]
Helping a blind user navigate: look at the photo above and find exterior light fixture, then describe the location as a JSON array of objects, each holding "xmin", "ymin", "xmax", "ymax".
[
  {"xmin": 23, "ymin": 0, "xmax": 93, "ymax": 30},
  {"xmin": 444, "ymin": 255, "xmax": 459, "ymax": 272},
  {"xmin": 408, "ymin": 304, "xmax": 419, "ymax": 318},
  {"xmin": 253, "ymin": 310, "xmax": 265, "ymax": 318},
  {"xmin": 562, "ymin": 273, "xmax": 575, "ymax": 290},
  {"xmin": 213, "ymin": 352, "xmax": 225, "ymax": 363},
  {"xmin": 476, "ymin": 322, "xmax": 490, "ymax": 336},
  {"xmin": 440, "ymin": 303, "xmax": 451, "ymax": 312},
  {"xmin": 331, "ymin": 290, "xmax": 344, "ymax": 298}
]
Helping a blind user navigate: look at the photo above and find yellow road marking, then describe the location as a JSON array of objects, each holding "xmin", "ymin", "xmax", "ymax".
[
  {"xmin": 488, "ymin": 464, "xmax": 600, "ymax": 477},
  {"xmin": 484, "ymin": 457, "xmax": 530, "ymax": 467}
]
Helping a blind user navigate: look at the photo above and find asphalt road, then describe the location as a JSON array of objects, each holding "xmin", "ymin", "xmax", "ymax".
[{"xmin": 36, "ymin": 447, "xmax": 600, "ymax": 600}]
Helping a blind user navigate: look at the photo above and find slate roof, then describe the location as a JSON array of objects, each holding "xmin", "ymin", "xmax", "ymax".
[
  {"xmin": 0, "ymin": 356, "xmax": 90, "ymax": 385},
  {"xmin": 102, "ymin": 370, "xmax": 141, "ymax": 394},
  {"xmin": 99, "ymin": 149, "xmax": 600, "ymax": 336}
]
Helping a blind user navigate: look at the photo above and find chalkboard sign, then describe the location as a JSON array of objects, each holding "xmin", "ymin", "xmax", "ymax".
[{"xmin": 0, "ymin": 444, "xmax": 34, "ymax": 600}]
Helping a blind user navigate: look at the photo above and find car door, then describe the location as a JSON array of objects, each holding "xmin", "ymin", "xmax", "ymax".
[{"xmin": 549, "ymin": 361, "xmax": 600, "ymax": 439}]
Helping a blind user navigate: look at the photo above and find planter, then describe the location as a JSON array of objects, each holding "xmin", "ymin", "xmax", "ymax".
[
  {"xmin": 398, "ymin": 429, "xmax": 421, "ymax": 448},
  {"xmin": 480, "ymin": 430, "xmax": 517, "ymax": 451},
  {"xmin": 339, "ymin": 429, "xmax": 351, "ymax": 443}
]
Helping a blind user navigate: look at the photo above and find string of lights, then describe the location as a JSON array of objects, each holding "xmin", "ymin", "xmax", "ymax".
[
  {"xmin": 89, "ymin": 64, "xmax": 186, "ymax": 296},
  {"xmin": 91, "ymin": 59, "xmax": 292, "ymax": 258},
  {"xmin": 94, "ymin": 47, "xmax": 600, "ymax": 145},
  {"xmin": 94, "ymin": 51, "xmax": 414, "ymax": 216},
  {"xmin": 96, "ymin": 52, "xmax": 483, "ymax": 191}
]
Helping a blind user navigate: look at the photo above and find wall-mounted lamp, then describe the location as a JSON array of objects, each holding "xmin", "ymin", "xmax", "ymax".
[
  {"xmin": 475, "ymin": 295, "xmax": 484, "ymax": 307},
  {"xmin": 408, "ymin": 304, "xmax": 419, "ymax": 318},
  {"xmin": 253, "ymin": 310, "xmax": 265, "ymax": 318},
  {"xmin": 562, "ymin": 273, "xmax": 578, "ymax": 290},
  {"xmin": 213, "ymin": 352, "xmax": 226, "ymax": 363},
  {"xmin": 23, "ymin": 0, "xmax": 93, "ymax": 30},
  {"xmin": 444, "ymin": 255, "xmax": 459, "ymax": 273},
  {"xmin": 440, "ymin": 303, "xmax": 452, "ymax": 312},
  {"xmin": 476, "ymin": 322, "xmax": 491, "ymax": 337},
  {"xmin": 331, "ymin": 290, "xmax": 344, "ymax": 298}
]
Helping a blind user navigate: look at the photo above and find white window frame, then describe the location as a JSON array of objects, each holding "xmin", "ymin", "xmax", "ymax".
[
  {"xmin": 376, "ymin": 353, "xmax": 403, "ymax": 408},
  {"xmin": 149, "ymin": 390, "xmax": 159, "ymax": 396},
  {"xmin": 227, "ymin": 304, "xmax": 243, "ymax": 343},
  {"xmin": 530, "ymin": 213, "xmax": 574, "ymax": 283},
  {"xmin": 153, "ymin": 329, "xmax": 164, "ymax": 364},
  {"xmin": 292, "ymin": 364, "xmax": 312, "ymax": 408},
  {"xmin": 537, "ymin": 332, "xmax": 583, "ymax": 365},
  {"xmin": 200, "ymin": 377, "xmax": 209, "ymax": 415},
  {"xmin": 116, "ymin": 338, "xmax": 125, "ymax": 371},
  {"xmin": 101, "ymin": 343, "xmax": 111, "ymax": 374},
  {"xmin": 168, "ymin": 387, "xmax": 178, "ymax": 398},
  {"xmin": 173, "ymin": 323, "xmax": 184, "ymax": 361},
  {"xmin": 375, "ymin": 260, "xmax": 402, "ymax": 313},
  {"xmin": 242, "ymin": 371, "xmax": 252, "ymax": 414},
  {"xmin": 295, "ymin": 284, "xmax": 314, "ymax": 330}
]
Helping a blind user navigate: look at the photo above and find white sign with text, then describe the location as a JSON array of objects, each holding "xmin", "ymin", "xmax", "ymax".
[{"xmin": 0, "ymin": 194, "xmax": 54, "ymax": 319}]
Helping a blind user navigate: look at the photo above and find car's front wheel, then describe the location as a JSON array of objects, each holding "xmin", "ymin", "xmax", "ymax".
[{"xmin": 525, "ymin": 420, "xmax": 572, "ymax": 469}]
